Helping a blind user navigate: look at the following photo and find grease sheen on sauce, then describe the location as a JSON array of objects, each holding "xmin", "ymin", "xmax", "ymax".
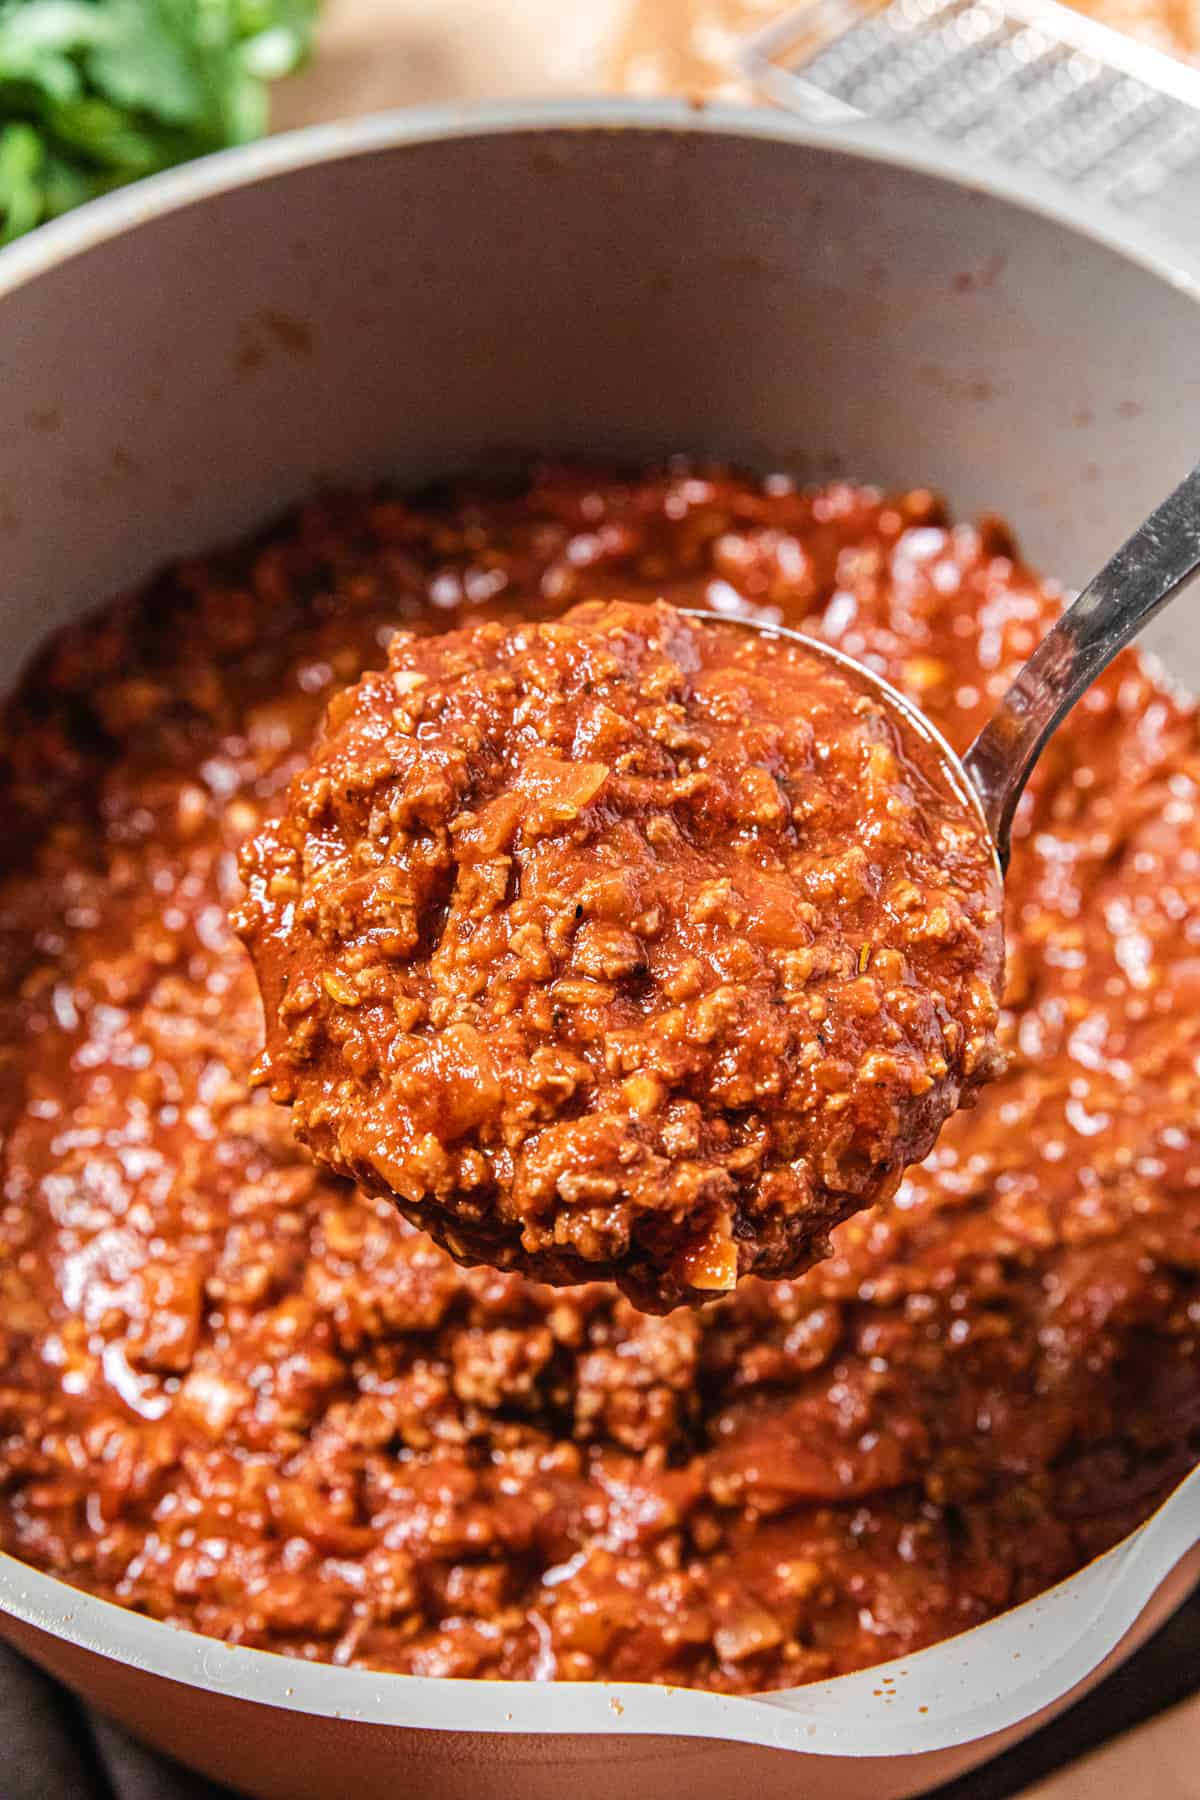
[{"xmin": 0, "ymin": 466, "xmax": 1196, "ymax": 1692}]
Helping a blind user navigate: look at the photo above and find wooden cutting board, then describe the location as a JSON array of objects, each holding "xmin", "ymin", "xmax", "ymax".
[{"xmin": 270, "ymin": 0, "xmax": 1197, "ymax": 133}]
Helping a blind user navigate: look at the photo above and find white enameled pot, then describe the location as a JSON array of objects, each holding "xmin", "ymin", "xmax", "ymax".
[{"xmin": 1, "ymin": 99, "xmax": 1199, "ymax": 1800}]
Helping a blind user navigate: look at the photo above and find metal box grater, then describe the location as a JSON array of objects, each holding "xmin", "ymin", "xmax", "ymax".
[{"xmin": 738, "ymin": 0, "xmax": 1200, "ymax": 220}]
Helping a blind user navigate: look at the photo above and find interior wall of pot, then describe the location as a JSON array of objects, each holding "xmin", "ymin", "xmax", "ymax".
[{"xmin": 2, "ymin": 123, "xmax": 1199, "ymax": 685}]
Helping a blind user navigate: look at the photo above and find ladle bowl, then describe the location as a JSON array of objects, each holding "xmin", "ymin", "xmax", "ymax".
[{"xmin": 693, "ymin": 453, "xmax": 1200, "ymax": 872}]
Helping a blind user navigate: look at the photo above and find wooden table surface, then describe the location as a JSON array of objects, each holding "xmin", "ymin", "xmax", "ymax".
[{"xmin": 269, "ymin": 5, "xmax": 1200, "ymax": 1794}]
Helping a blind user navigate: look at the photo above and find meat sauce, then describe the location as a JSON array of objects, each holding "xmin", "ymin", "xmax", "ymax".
[
  {"xmin": 238, "ymin": 599, "xmax": 1002, "ymax": 1311},
  {"xmin": 0, "ymin": 465, "xmax": 1196, "ymax": 1691}
]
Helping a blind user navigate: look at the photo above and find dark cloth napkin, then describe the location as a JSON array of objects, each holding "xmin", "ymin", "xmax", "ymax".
[{"xmin": 5, "ymin": 1591, "xmax": 1199, "ymax": 1800}]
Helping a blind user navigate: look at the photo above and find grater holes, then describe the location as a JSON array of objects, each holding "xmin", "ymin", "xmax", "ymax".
[{"xmin": 745, "ymin": 0, "xmax": 1200, "ymax": 204}]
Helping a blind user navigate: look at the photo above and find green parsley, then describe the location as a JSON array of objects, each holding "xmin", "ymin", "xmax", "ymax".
[{"xmin": 0, "ymin": 0, "xmax": 318, "ymax": 244}]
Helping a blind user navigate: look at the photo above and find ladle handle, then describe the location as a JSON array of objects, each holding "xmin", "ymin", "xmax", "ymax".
[{"xmin": 963, "ymin": 459, "xmax": 1200, "ymax": 869}]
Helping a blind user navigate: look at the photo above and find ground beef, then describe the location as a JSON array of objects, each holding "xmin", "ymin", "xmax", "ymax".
[
  {"xmin": 0, "ymin": 464, "xmax": 1195, "ymax": 1693},
  {"xmin": 238, "ymin": 599, "xmax": 1002, "ymax": 1310}
]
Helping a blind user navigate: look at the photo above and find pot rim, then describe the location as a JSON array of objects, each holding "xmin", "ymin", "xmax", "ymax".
[
  {"xmin": 0, "ymin": 95, "xmax": 1197, "ymax": 1758},
  {"xmin": 1, "ymin": 95, "xmax": 1199, "ymax": 302}
]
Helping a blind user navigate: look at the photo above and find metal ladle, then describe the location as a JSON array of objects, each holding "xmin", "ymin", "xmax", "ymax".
[{"xmin": 694, "ymin": 458, "xmax": 1200, "ymax": 871}]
